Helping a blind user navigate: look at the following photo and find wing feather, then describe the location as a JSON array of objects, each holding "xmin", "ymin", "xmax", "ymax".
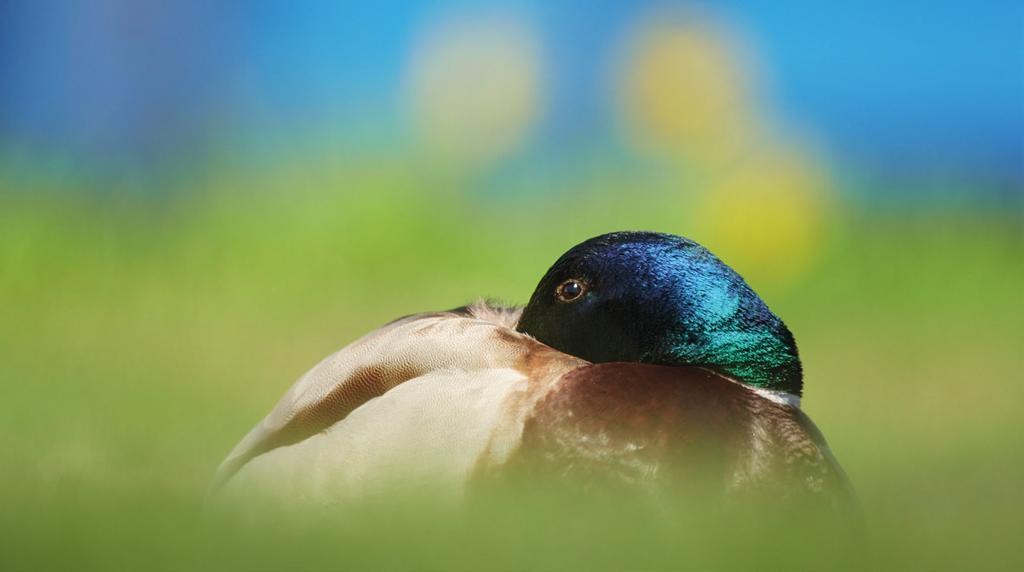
[{"xmin": 210, "ymin": 303, "xmax": 581, "ymax": 494}]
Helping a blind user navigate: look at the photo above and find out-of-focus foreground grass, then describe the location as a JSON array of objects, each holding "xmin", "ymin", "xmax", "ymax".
[{"xmin": 1, "ymin": 162, "xmax": 1021, "ymax": 571}]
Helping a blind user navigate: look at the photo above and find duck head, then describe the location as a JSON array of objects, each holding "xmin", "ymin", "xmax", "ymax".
[{"xmin": 516, "ymin": 231, "xmax": 802, "ymax": 397}]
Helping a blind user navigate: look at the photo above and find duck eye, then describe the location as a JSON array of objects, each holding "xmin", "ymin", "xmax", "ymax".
[{"xmin": 555, "ymin": 279, "xmax": 586, "ymax": 303}]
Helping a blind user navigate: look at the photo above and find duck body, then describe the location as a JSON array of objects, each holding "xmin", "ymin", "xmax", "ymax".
[
  {"xmin": 213, "ymin": 306, "xmax": 852, "ymax": 518},
  {"xmin": 212, "ymin": 232, "xmax": 856, "ymax": 522}
]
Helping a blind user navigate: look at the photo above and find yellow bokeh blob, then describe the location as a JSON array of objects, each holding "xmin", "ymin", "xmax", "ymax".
[
  {"xmin": 408, "ymin": 12, "xmax": 542, "ymax": 168},
  {"xmin": 620, "ymin": 15, "xmax": 759, "ymax": 169},
  {"xmin": 694, "ymin": 147, "xmax": 833, "ymax": 287}
]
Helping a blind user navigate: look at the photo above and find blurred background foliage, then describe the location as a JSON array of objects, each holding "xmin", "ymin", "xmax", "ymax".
[{"xmin": 0, "ymin": 1, "xmax": 1021, "ymax": 570}]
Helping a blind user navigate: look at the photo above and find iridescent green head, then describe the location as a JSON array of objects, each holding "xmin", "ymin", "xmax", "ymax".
[{"xmin": 517, "ymin": 232, "xmax": 803, "ymax": 397}]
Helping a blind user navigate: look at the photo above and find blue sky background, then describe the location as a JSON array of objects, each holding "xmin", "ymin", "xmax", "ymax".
[{"xmin": 0, "ymin": 0, "xmax": 1021, "ymax": 185}]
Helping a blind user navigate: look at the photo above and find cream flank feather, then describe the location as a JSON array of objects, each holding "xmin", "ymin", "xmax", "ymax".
[{"xmin": 210, "ymin": 302, "xmax": 583, "ymax": 505}]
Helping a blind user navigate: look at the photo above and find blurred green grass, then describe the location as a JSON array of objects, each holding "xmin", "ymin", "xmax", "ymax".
[{"xmin": 1, "ymin": 164, "xmax": 1022, "ymax": 570}]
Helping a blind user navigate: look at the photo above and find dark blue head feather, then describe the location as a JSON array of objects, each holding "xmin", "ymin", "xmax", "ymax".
[{"xmin": 516, "ymin": 231, "xmax": 803, "ymax": 396}]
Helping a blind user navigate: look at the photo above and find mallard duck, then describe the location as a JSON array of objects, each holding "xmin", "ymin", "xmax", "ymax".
[{"xmin": 211, "ymin": 231, "xmax": 855, "ymax": 518}]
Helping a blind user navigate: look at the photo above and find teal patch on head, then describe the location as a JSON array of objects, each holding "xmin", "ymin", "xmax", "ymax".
[
  {"xmin": 638, "ymin": 237, "xmax": 803, "ymax": 393},
  {"xmin": 668, "ymin": 330, "xmax": 799, "ymax": 389},
  {"xmin": 695, "ymin": 282, "xmax": 740, "ymax": 326}
]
